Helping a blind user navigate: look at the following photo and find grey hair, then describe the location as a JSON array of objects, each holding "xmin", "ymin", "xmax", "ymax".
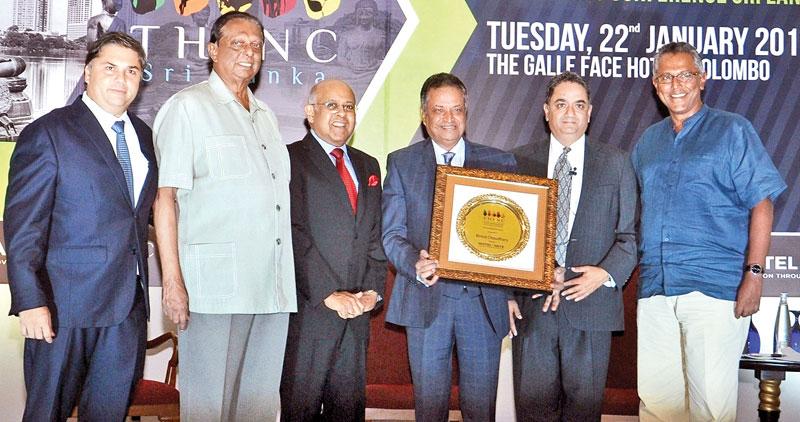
[{"xmin": 653, "ymin": 42, "xmax": 704, "ymax": 76}]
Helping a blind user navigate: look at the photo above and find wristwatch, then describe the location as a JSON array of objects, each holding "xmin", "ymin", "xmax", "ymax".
[{"xmin": 744, "ymin": 264, "xmax": 764, "ymax": 276}]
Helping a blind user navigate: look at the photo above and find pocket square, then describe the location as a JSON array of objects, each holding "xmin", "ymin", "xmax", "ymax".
[{"xmin": 368, "ymin": 174, "xmax": 379, "ymax": 186}]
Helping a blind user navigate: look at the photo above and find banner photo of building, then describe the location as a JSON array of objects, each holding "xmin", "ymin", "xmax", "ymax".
[{"xmin": 0, "ymin": 0, "xmax": 797, "ymax": 290}]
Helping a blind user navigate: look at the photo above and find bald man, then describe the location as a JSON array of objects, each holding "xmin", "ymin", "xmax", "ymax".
[{"xmin": 280, "ymin": 80, "xmax": 386, "ymax": 422}]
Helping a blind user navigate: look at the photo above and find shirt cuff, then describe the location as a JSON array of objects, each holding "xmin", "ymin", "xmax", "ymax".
[
  {"xmin": 415, "ymin": 274, "xmax": 432, "ymax": 288},
  {"xmin": 604, "ymin": 274, "xmax": 616, "ymax": 288}
]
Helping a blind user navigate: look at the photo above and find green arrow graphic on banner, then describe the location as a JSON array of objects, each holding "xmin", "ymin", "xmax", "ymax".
[{"xmin": 352, "ymin": 0, "xmax": 476, "ymax": 169}]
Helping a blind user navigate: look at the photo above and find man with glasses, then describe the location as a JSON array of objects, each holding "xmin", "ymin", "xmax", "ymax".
[
  {"xmin": 510, "ymin": 71, "xmax": 637, "ymax": 422},
  {"xmin": 633, "ymin": 42, "xmax": 786, "ymax": 421},
  {"xmin": 280, "ymin": 79, "xmax": 386, "ymax": 421},
  {"xmin": 153, "ymin": 12, "xmax": 296, "ymax": 421}
]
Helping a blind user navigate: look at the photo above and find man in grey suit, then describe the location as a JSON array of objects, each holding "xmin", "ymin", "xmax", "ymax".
[
  {"xmin": 509, "ymin": 72, "xmax": 637, "ymax": 422},
  {"xmin": 382, "ymin": 72, "xmax": 516, "ymax": 421}
]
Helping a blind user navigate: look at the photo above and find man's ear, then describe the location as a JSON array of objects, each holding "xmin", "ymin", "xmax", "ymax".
[
  {"xmin": 304, "ymin": 104, "xmax": 315, "ymax": 124},
  {"xmin": 207, "ymin": 42, "xmax": 217, "ymax": 62}
]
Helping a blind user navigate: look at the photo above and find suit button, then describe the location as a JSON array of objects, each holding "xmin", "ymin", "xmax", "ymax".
[
  {"xmin": 131, "ymin": 247, "xmax": 137, "ymax": 255},
  {"xmin": 276, "ymin": 204, "xmax": 281, "ymax": 211}
]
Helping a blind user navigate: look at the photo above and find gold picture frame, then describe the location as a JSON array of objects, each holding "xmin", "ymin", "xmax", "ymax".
[{"xmin": 428, "ymin": 166, "xmax": 557, "ymax": 291}]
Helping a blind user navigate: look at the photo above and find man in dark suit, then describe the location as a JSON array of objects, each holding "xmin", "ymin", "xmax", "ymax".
[
  {"xmin": 4, "ymin": 32, "xmax": 156, "ymax": 421},
  {"xmin": 280, "ymin": 79, "xmax": 386, "ymax": 421},
  {"xmin": 509, "ymin": 72, "xmax": 637, "ymax": 422},
  {"xmin": 382, "ymin": 73, "xmax": 516, "ymax": 421}
]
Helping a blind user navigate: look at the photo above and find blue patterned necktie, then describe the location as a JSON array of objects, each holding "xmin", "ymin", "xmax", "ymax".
[
  {"xmin": 111, "ymin": 120, "xmax": 135, "ymax": 205},
  {"xmin": 442, "ymin": 151, "xmax": 455, "ymax": 166},
  {"xmin": 554, "ymin": 147, "xmax": 572, "ymax": 266}
]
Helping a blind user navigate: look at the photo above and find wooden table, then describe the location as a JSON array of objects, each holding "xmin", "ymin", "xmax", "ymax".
[{"xmin": 740, "ymin": 356, "xmax": 800, "ymax": 422}]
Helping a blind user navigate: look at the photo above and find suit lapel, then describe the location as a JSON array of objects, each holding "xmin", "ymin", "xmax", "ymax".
[
  {"xmin": 529, "ymin": 141, "xmax": 549, "ymax": 177},
  {"xmin": 572, "ymin": 140, "xmax": 601, "ymax": 239},
  {"xmin": 352, "ymin": 151, "xmax": 369, "ymax": 224},
  {"xmin": 131, "ymin": 116, "xmax": 155, "ymax": 211},
  {"xmin": 71, "ymin": 100, "xmax": 133, "ymax": 208},
  {"xmin": 304, "ymin": 134, "xmax": 357, "ymax": 217}
]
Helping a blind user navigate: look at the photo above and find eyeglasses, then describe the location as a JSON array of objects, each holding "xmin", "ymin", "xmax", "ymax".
[
  {"xmin": 654, "ymin": 71, "xmax": 701, "ymax": 84},
  {"xmin": 312, "ymin": 101, "xmax": 356, "ymax": 113},
  {"xmin": 228, "ymin": 40, "xmax": 264, "ymax": 52}
]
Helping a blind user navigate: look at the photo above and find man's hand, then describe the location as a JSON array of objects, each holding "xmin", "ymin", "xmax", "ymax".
[
  {"xmin": 508, "ymin": 299, "xmax": 522, "ymax": 338},
  {"xmin": 325, "ymin": 291, "xmax": 365, "ymax": 319},
  {"xmin": 415, "ymin": 249, "xmax": 439, "ymax": 286},
  {"xmin": 562, "ymin": 265, "xmax": 608, "ymax": 302},
  {"xmin": 162, "ymin": 276, "xmax": 190, "ymax": 330},
  {"xmin": 735, "ymin": 274, "xmax": 762, "ymax": 318},
  {"xmin": 358, "ymin": 290, "xmax": 379, "ymax": 313},
  {"xmin": 532, "ymin": 266, "xmax": 566, "ymax": 312},
  {"xmin": 19, "ymin": 306, "xmax": 55, "ymax": 343}
]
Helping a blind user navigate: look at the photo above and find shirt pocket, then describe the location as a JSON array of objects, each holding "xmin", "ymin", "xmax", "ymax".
[
  {"xmin": 189, "ymin": 242, "xmax": 238, "ymax": 299},
  {"xmin": 205, "ymin": 135, "xmax": 252, "ymax": 180}
]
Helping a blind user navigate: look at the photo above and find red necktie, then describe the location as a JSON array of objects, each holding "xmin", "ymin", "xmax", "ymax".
[{"xmin": 330, "ymin": 148, "xmax": 358, "ymax": 214}]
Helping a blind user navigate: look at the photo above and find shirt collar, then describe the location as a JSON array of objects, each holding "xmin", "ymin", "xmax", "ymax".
[
  {"xmin": 207, "ymin": 70, "xmax": 264, "ymax": 113},
  {"xmin": 548, "ymin": 134, "xmax": 585, "ymax": 160},
  {"xmin": 310, "ymin": 129, "xmax": 349, "ymax": 157},
  {"xmin": 81, "ymin": 93, "xmax": 131, "ymax": 129},
  {"xmin": 431, "ymin": 138, "xmax": 465, "ymax": 165},
  {"xmin": 676, "ymin": 104, "xmax": 709, "ymax": 134}
]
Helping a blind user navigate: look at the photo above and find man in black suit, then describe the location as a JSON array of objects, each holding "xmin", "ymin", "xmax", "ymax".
[
  {"xmin": 280, "ymin": 79, "xmax": 386, "ymax": 421},
  {"xmin": 509, "ymin": 72, "xmax": 637, "ymax": 422},
  {"xmin": 5, "ymin": 32, "xmax": 157, "ymax": 421}
]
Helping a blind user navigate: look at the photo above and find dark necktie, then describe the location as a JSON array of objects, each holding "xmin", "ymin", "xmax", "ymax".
[
  {"xmin": 111, "ymin": 120, "xmax": 135, "ymax": 205},
  {"xmin": 554, "ymin": 147, "xmax": 572, "ymax": 266},
  {"xmin": 331, "ymin": 148, "xmax": 358, "ymax": 214},
  {"xmin": 443, "ymin": 151, "xmax": 455, "ymax": 165}
]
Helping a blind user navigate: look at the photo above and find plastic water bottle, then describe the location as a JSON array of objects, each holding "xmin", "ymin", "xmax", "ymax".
[{"xmin": 774, "ymin": 292, "xmax": 791, "ymax": 354}]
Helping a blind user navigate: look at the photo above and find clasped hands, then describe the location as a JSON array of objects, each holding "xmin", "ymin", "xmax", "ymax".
[
  {"xmin": 324, "ymin": 290, "xmax": 379, "ymax": 319},
  {"xmin": 508, "ymin": 265, "xmax": 609, "ymax": 337}
]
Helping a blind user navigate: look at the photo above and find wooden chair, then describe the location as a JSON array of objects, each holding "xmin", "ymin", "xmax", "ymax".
[{"xmin": 71, "ymin": 331, "xmax": 180, "ymax": 421}]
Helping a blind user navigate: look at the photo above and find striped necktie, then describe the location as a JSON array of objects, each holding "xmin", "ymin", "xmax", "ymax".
[
  {"xmin": 554, "ymin": 147, "xmax": 572, "ymax": 266},
  {"xmin": 111, "ymin": 120, "xmax": 135, "ymax": 205}
]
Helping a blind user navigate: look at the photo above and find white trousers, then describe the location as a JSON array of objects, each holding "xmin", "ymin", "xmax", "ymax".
[{"xmin": 637, "ymin": 292, "xmax": 749, "ymax": 422}]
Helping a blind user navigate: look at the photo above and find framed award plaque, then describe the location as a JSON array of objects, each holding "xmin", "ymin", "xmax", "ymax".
[{"xmin": 428, "ymin": 165, "xmax": 557, "ymax": 292}]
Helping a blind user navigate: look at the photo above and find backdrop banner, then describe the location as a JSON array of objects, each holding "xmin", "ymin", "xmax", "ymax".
[{"xmin": 0, "ymin": 0, "xmax": 796, "ymax": 295}]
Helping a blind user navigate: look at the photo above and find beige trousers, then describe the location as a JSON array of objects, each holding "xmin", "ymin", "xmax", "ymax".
[
  {"xmin": 179, "ymin": 312, "xmax": 290, "ymax": 422},
  {"xmin": 637, "ymin": 292, "xmax": 749, "ymax": 422}
]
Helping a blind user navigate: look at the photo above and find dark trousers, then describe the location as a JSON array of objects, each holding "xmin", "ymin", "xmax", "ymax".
[
  {"xmin": 406, "ymin": 292, "xmax": 502, "ymax": 422},
  {"xmin": 280, "ymin": 317, "xmax": 368, "ymax": 422},
  {"xmin": 22, "ymin": 287, "xmax": 147, "ymax": 422},
  {"xmin": 512, "ymin": 299, "xmax": 611, "ymax": 422}
]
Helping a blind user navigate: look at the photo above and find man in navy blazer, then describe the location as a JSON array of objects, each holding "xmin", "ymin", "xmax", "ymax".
[
  {"xmin": 4, "ymin": 33, "xmax": 157, "ymax": 421},
  {"xmin": 382, "ymin": 73, "xmax": 516, "ymax": 421}
]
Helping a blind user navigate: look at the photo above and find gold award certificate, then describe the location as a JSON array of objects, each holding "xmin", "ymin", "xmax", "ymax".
[
  {"xmin": 456, "ymin": 194, "xmax": 530, "ymax": 262},
  {"xmin": 429, "ymin": 166, "xmax": 557, "ymax": 291}
]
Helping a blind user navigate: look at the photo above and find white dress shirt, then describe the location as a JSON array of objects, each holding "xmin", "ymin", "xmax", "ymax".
[
  {"xmin": 432, "ymin": 137, "xmax": 466, "ymax": 167},
  {"xmin": 82, "ymin": 94, "xmax": 148, "ymax": 206},
  {"xmin": 547, "ymin": 134, "xmax": 614, "ymax": 287}
]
